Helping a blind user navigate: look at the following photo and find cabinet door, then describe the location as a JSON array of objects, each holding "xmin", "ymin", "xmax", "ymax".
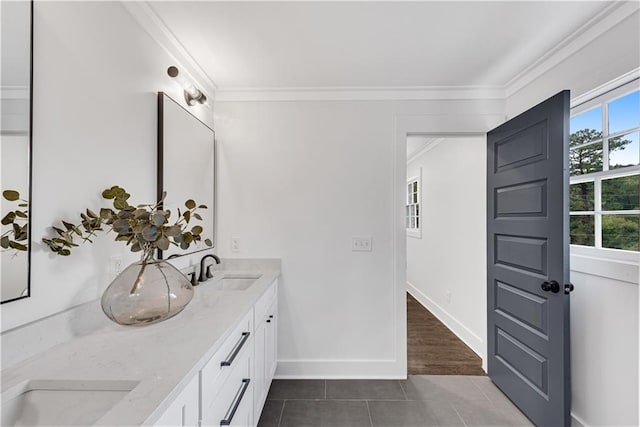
[
  {"xmin": 265, "ymin": 301, "xmax": 277, "ymax": 380},
  {"xmin": 154, "ymin": 374, "xmax": 199, "ymax": 427},
  {"xmin": 253, "ymin": 317, "xmax": 267, "ymax": 422}
]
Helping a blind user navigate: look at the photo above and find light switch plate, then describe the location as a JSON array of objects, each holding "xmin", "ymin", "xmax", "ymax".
[
  {"xmin": 231, "ymin": 237, "xmax": 241, "ymax": 252},
  {"xmin": 352, "ymin": 236, "xmax": 372, "ymax": 252}
]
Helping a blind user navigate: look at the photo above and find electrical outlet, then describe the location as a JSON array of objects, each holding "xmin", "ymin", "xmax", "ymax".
[
  {"xmin": 352, "ymin": 236, "xmax": 372, "ymax": 252},
  {"xmin": 445, "ymin": 291, "xmax": 452, "ymax": 304},
  {"xmin": 231, "ymin": 237, "xmax": 240, "ymax": 252}
]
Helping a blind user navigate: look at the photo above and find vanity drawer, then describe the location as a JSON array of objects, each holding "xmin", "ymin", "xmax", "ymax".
[
  {"xmin": 201, "ymin": 310, "xmax": 253, "ymax": 411},
  {"xmin": 254, "ymin": 280, "xmax": 277, "ymax": 325},
  {"xmin": 201, "ymin": 341, "xmax": 253, "ymax": 427}
]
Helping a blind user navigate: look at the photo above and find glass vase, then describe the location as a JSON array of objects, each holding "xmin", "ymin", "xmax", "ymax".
[{"xmin": 101, "ymin": 256, "xmax": 193, "ymax": 326}]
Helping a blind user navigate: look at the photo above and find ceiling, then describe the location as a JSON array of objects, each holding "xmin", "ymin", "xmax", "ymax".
[{"xmin": 149, "ymin": 1, "xmax": 612, "ymax": 90}]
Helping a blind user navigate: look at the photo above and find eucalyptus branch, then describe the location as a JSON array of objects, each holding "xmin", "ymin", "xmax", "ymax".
[
  {"xmin": 42, "ymin": 185, "xmax": 212, "ymax": 259},
  {"xmin": 1, "ymin": 190, "xmax": 29, "ymax": 252}
]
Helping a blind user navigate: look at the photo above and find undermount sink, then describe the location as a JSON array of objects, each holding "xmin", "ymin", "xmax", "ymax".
[
  {"xmin": 1, "ymin": 380, "xmax": 138, "ymax": 426},
  {"xmin": 209, "ymin": 274, "xmax": 262, "ymax": 291}
]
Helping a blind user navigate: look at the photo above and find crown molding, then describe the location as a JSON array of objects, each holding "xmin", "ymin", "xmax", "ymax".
[
  {"xmin": 121, "ymin": 0, "xmax": 637, "ymax": 103},
  {"xmin": 505, "ymin": 1, "xmax": 640, "ymax": 98},
  {"xmin": 213, "ymin": 86, "xmax": 506, "ymax": 102},
  {"xmin": 407, "ymin": 138, "xmax": 445, "ymax": 164},
  {"xmin": 120, "ymin": 1, "xmax": 217, "ymax": 98},
  {"xmin": 571, "ymin": 68, "xmax": 640, "ymax": 108}
]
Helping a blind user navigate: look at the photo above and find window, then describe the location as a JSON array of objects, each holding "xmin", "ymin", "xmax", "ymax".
[
  {"xmin": 406, "ymin": 174, "xmax": 421, "ymax": 238},
  {"xmin": 570, "ymin": 81, "xmax": 640, "ymax": 252}
]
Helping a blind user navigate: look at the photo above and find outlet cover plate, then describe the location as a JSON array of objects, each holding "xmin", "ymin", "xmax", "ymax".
[{"xmin": 352, "ymin": 236, "xmax": 372, "ymax": 252}]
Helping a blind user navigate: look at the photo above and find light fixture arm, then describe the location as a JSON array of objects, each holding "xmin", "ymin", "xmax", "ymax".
[{"xmin": 167, "ymin": 66, "xmax": 207, "ymax": 106}]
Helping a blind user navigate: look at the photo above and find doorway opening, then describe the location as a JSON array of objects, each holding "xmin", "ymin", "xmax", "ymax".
[{"xmin": 405, "ymin": 134, "xmax": 486, "ymax": 376}]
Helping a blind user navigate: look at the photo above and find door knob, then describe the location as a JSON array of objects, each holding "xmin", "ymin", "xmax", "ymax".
[
  {"xmin": 564, "ymin": 283, "xmax": 575, "ymax": 294},
  {"xmin": 541, "ymin": 280, "xmax": 560, "ymax": 293}
]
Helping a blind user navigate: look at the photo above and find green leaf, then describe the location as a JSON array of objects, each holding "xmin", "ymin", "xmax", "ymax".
[
  {"xmin": 1, "ymin": 212, "xmax": 15, "ymax": 225},
  {"xmin": 198, "ymin": 204, "xmax": 207, "ymax": 209},
  {"xmin": 9, "ymin": 241, "xmax": 27, "ymax": 251},
  {"xmin": 205, "ymin": 238, "xmax": 213, "ymax": 247},
  {"xmin": 183, "ymin": 211, "xmax": 191, "ymax": 223},
  {"xmin": 100, "ymin": 208, "xmax": 114, "ymax": 219},
  {"xmin": 59, "ymin": 249, "xmax": 71, "ymax": 256},
  {"xmin": 157, "ymin": 236, "xmax": 170, "ymax": 251},
  {"xmin": 165, "ymin": 225, "xmax": 182, "ymax": 237},
  {"xmin": 193, "ymin": 213, "xmax": 202, "ymax": 221},
  {"xmin": 114, "ymin": 199, "xmax": 127, "ymax": 210},
  {"xmin": 3, "ymin": 190, "xmax": 20, "ymax": 201},
  {"xmin": 112, "ymin": 219, "xmax": 131, "ymax": 234},
  {"xmin": 191, "ymin": 225, "xmax": 203, "ymax": 235},
  {"xmin": 102, "ymin": 189, "xmax": 114, "ymax": 199},
  {"xmin": 14, "ymin": 211, "xmax": 27, "ymax": 219},
  {"xmin": 183, "ymin": 232, "xmax": 193, "ymax": 244},
  {"xmin": 141, "ymin": 225, "xmax": 159, "ymax": 242},
  {"xmin": 1, "ymin": 236, "xmax": 10, "ymax": 249},
  {"xmin": 185, "ymin": 199, "xmax": 196, "ymax": 209},
  {"xmin": 62, "ymin": 221, "xmax": 75, "ymax": 231},
  {"xmin": 131, "ymin": 242, "xmax": 142, "ymax": 252},
  {"xmin": 180, "ymin": 241, "xmax": 189, "ymax": 250},
  {"xmin": 151, "ymin": 212, "xmax": 166, "ymax": 226},
  {"xmin": 86, "ymin": 209, "xmax": 98, "ymax": 219}
]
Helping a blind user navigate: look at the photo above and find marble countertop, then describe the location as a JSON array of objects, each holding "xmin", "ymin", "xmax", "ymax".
[{"xmin": 1, "ymin": 259, "xmax": 281, "ymax": 426}]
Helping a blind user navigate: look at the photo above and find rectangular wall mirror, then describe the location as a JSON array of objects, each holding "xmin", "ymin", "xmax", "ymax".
[
  {"xmin": 157, "ymin": 92, "xmax": 215, "ymax": 259},
  {"xmin": 1, "ymin": 0, "xmax": 33, "ymax": 303}
]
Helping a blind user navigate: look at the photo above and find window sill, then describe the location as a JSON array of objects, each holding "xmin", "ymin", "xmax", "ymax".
[
  {"xmin": 570, "ymin": 245, "xmax": 639, "ymax": 284},
  {"xmin": 407, "ymin": 229, "xmax": 421, "ymax": 239}
]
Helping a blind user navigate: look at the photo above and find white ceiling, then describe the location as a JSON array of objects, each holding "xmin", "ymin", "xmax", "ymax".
[{"xmin": 149, "ymin": 1, "xmax": 612, "ymax": 90}]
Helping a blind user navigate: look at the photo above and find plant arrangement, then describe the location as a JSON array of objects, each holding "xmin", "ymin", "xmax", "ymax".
[
  {"xmin": 42, "ymin": 185, "xmax": 212, "ymax": 262},
  {"xmin": 1, "ymin": 190, "xmax": 29, "ymax": 253}
]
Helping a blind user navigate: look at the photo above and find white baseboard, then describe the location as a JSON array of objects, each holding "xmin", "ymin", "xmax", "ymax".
[
  {"xmin": 275, "ymin": 359, "xmax": 404, "ymax": 379},
  {"xmin": 571, "ymin": 412, "xmax": 587, "ymax": 427},
  {"xmin": 407, "ymin": 282, "xmax": 486, "ymax": 369}
]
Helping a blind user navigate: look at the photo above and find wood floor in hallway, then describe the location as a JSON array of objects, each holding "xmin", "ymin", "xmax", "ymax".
[{"xmin": 407, "ymin": 293, "xmax": 485, "ymax": 376}]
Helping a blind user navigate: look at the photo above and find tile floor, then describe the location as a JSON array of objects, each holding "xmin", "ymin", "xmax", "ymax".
[{"xmin": 257, "ymin": 376, "xmax": 534, "ymax": 427}]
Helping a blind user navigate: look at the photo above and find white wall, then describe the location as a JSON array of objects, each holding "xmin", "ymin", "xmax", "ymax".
[
  {"xmin": 213, "ymin": 99, "xmax": 504, "ymax": 378},
  {"xmin": 506, "ymin": 8, "xmax": 640, "ymax": 426},
  {"xmin": 1, "ymin": 1, "xmax": 212, "ymax": 332},
  {"xmin": 406, "ymin": 137, "xmax": 487, "ymax": 365}
]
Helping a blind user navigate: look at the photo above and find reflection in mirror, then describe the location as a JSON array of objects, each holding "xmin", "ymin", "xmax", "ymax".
[
  {"xmin": 157, "ymin": 92, "xmax": 215, "ymax": 259},
  {"xmin": 1, "ymin": 0, "xmax": 32, "ymax": 303}
]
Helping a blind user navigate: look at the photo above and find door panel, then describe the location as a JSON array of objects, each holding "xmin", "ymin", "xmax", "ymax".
[{"xmin": 487, "ymin": 90, "xmax": 571, "ymax": 426}]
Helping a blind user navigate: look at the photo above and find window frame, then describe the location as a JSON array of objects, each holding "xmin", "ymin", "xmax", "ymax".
[
  {"xmin": 570, "ymin": 79, "xmax": 640, "ymax": 256},
  {"xmin": 406, "ymin": 170, "xmax": 421, "ymax": 239}
]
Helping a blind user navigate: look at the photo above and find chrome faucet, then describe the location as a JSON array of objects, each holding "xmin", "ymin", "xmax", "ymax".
[{"xmin": 199, "ymin": 254, "xmax": 221, "ymax": 282}]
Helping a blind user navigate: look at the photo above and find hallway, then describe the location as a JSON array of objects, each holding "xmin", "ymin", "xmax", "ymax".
[{"xmin": 407, "ymin": 293, "xmax": 484, "ymax": 376}]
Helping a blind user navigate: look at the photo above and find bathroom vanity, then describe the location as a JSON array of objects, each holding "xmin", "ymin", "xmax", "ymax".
[{"xmin": 1, "ymin": 259, "xmax": 280, "ymax": 427}]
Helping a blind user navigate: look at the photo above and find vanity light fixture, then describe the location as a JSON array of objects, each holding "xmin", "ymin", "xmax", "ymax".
[{"xmin": 167, "ymin": 66, "xmax": 207, "ymax": 106}]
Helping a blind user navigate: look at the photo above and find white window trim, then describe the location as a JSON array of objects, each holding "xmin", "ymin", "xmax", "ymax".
[
  {"xmin": 569, "ymin": 76, "xmax": 640, "ymax": 278},
  {"xmin": 406, "ymin": 169, "xmax": 421, "ymax": 239}
]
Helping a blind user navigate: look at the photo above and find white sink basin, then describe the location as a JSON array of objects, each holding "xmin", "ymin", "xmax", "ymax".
[
  {"xmin": 210, "ymin": 274, "xmax": 262, "ymax": 291},
  {"xmin": 1, "ymin": 380, "xmax": 138, "ymax": 426}
]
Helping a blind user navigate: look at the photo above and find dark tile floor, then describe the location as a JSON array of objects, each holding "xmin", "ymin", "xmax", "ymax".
[{"xmin": 258, "ymin": 376, "xmax": 534, "ymax": 427}]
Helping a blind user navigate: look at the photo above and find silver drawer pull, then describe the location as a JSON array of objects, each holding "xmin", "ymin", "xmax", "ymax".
[
  {"xmin": 220, "ymin": 379, "xmax": 250, "ymax": 426},
  {"xmin": 221, "ymin": 332, "xmax": 250, "ymax": 367}
]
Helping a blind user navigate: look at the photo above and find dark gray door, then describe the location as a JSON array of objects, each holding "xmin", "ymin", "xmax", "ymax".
[{"xmin": 487, "ymin": 91, "xmax": 571, "ymax": 426}]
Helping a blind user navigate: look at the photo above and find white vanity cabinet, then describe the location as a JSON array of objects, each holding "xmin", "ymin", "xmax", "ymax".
[
  {"xmin": 154, "ymin": 277, "xmax": 278, "ymax": 427},
  {"xmin": 154, "ymin": 374, "xmax": 200, "ymax": 427},
  {"xmin": 252, "ymin": 281, "xmax": 278, "ymax": 422}
]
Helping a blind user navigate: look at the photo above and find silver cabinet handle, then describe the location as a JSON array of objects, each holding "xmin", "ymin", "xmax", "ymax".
[
  {"xmin": 221, "ymin": 332, "xmax": 250, "ymax": 367},
  {"xmin": 220, "ymin": 379, "xmax": 250, "ymax": 426}
]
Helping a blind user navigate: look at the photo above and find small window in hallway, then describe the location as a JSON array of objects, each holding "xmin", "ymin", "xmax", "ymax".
[{"xmin": 406, "ymin": 175, "xmax": 420, "ymax": 238}]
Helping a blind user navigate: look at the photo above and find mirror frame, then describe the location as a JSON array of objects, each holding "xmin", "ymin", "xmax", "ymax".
[
  {"xmin": 1, "ymin": 0, "xmax": 34, "ymax": 304},
  {"xmin": 156, "ymin": 91, "xmax": 215, "ymax": 260}
]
